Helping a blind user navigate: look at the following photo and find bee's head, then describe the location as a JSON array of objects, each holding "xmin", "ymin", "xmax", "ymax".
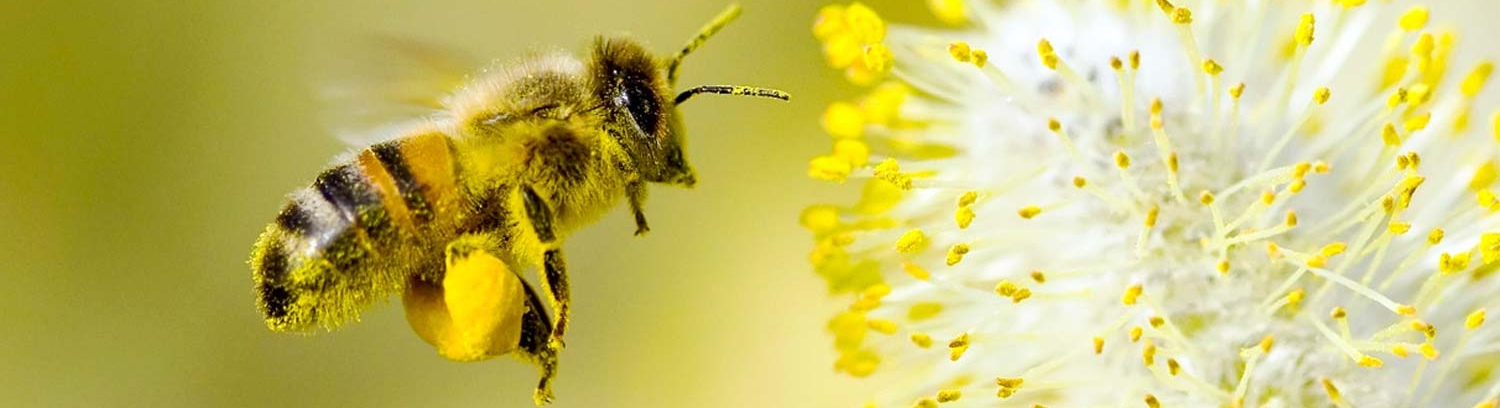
[{"xmin": 587, "ymin": 4, "xmax": 787, "ymax": 188}]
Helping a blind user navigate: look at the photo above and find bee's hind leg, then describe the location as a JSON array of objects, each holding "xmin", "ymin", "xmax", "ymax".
[
  {"xmin": 521, "ymin": 186, "xmax": 571, "ymax": 351},
  {"xmin": 516, "ymin": 277, "xmax": 560, "ymax": 405},
  {"xmin": 627, "ymin": 179, "xmax": 649, "ymax": 236}
]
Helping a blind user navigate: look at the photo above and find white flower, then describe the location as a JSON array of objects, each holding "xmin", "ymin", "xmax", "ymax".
[{"xmin": 807, "ymin": 1, "xmax": 1500, "ymax": 407}]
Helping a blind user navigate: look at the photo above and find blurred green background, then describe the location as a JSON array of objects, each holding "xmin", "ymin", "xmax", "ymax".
[{"xmin": 2, "ymin": 0, "xmax": 1498, "ymax": 407}]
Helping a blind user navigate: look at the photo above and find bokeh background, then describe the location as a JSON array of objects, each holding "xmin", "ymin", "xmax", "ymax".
[{"xmin": 2, "ymin": 0, "xmax": 1498, "ymax": 407}]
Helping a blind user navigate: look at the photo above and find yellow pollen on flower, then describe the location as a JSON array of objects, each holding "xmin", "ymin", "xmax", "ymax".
[
  {"xmin": 1314, "ymin": 87, "xmax": 1332, "ymax": 104},
  {"xmin": 1320, "ymin": 242, "xmax": 1347, "ymax": 257},
  {"xmin": 1115, "ymin": 151, "xmax": 1132, "ymax": 169},
  {"xmin": 1142, "ymin": 340, "xmax": 1157, "ymax": 366},
  {"xmin": 1144, "ymin": 205, "xmax": 1159, "ymax": 227},
  {"xmin": 1129, "ymin": 50, "xmax": 1140, "ymax": 70},
  {"xmin": 1037, "ymin": 39, "xmax": 1059, "ymax": 70},
  {"xmin": 1322, "ymin": 378, "xmax": 1344, "ymax": 403},
  {"xmin": 810, "ymin": 155, "xmax": 854, "ymax": 182},
  {"xmin": 1029, "ymin": 271, "xmax": 1046, "ymax": 283},
  {"xmin": 945, "ymin": 244, "xmax": 970, "ymax": 266},
  {"xmin": 1358, "ymin": 355, "xmax": 1384, "ymax": 368},
  {"xmin": 1480, "ymin": 233, "xmax": 1500, "ymax": 264},
  {"xmin": 1389, "ymin": 222, "xmax": 1412, "ymax": 235},
  {"xmin": 907, "ymin": 302, "xmax": 942, "ymax": 321},
  {"xmin": 1285, "ymin": 211, "xmax": 1299, "ymax": 227},
  {"xmin": 1148, "ymin": 316, "xmax": 1165, "ymax": 328},
  {"xmin": 914, "ymin": 398, "xmax": 938, "ymax": 408},
  {"xmin": 1129, "ymin": 326, "xmax": 1144, "ymax": 342},
  {"xmin": 1289, "ymin": 179, "xmax": 1307, "ymax": 194},
  {"xmin": 1018, "ymin": 205, "xmax": 1042, "ymax": 219},
  {"xmin": 896, "ymin": 229, "xmax": 929, "ymax": 254},
  {"xmin": 833, "ymin": 139, "xmax": 870, "ymax": 168},
  {"xmin": 843, "ymin": 2, "xmax": 885, "ymax": 44},
  {"xmin": 1073, "ymin": 176, "xmax": 1087, "ymax": 188},
  {"xmin": 910, "ymin": 332, "xmax": 933, "ymax": 348},
  {"xmin": 867, "ymin": 319, "xmax": 897, "ymax": 335},
  {"xmin": 1167, "ymin": 358, "xmax": 1181, "ymax": 375},
  {"xmin": 1145, "ymin": 393, "xmax": 1161, "ymax": 408},
  {"xmin": 948, "ymin": 42, "xmax": 972, "ymax": 62},
  {"xmin": 822, "ymin": 102, "xmax": 865, "ymax": 139},
  {"xmin": 1199, "ymin": 190, "xmax": 1215, "ymax": 205},
  {"xmin": 969, "ymin": 49, "xmax": 988, "ymax": 68},
  {"xmin": 957, "ymin": 191, "xmax": 978, "ymax": 207},
  {"xmin": 955, "ymin": 206, "xmax": 975, "ymax": 229},
  {"xmin": 1296, "ymin": 14, "xmax": 1316, "ymax": 46},
  {"xmin": 1467, "ymin": 309, "xmax": 1486, "ymax": 329},
  {"xmin": 1123, "ymin": 284, "xmax": 1143, "ymax": 305},
  {"xmin": 995, "ymin": 280, "xmax": 1019, "ymax": 297},
  {"xmin": 1266, "ymin": 242, "xmax": 1283, "ymax": 259},
  {"xmin": 1399, "ymin": 6, "xmax": 1429, "ymax": 31},
  {"xmin": 1393, "ymin": 345, "xmax": 1409, "ymax": 358},
  {"xmin": 1475, "ymin": 399, "xmax": 1498, "ymax": 408},
  {"xmin": 1203, "ymin": 59, "xmax": 1222, "ymax": 75},
  {"xmin": 863, "ymin": 43, "xmax": 893, "ymax": 75},
  {"xmin": 1217, "ymin": 258, "xmax": 1230, "ymax": 274},
  {"xmin": 873, "ymin": 158, "xmax": 913, "ymax": 190},
  {"xmin": 1093, "ymin": 337, "xmax": 1105, "ymax": 354},
  {"xmin": 1010, "ymin": 288, "xmax": 1032, "ymax": 303},
  {"xmin": 1405, "ymin": 112, "xmax": 1432, "ymax": 132},
  {"xmin": 1463, "ymin": 62, "xmax": 1494, "ymax": 97},
  {"xmin": 1331, "ymin": 306, "xmax": 1347, "ymax": 319},
  {"xmin": 1429, "ymin": 228, "xmax": 1445, "ymax": 245},
  {"xmin": 1260, "ymin": 335, "xmax": 1276, "ymax": 353},
  {"xmin": 1420, "ymin": 342, "xmax": 1439, "ymax": 360},
  {"xmin": 1288, "ymin": 288, "xmax": 1306, "ymax": 306},
  {"xmin": 1471, "ymin": 162, "xmax": 1497, "ymax": 190},
  {"xmin": 1230, "ymin": 83, "xmax": 1246, "ymax": 98},
  {"xmin": 1397, "ymin": 304, "xmax": 1418, "ymax": 316},
  {"xmin": 948, "ymin": 333, "xmax": 970, "ymax": 361},
  {"xmin": 936, "ymin": 390, "xmax": 961, "ymax": 403}
]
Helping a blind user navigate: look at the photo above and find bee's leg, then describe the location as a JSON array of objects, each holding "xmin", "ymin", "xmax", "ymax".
[
  {"xmin": 521, "ymin": 186, "xmax": 570, "ymax": 350},
  {"xmin": 516, "ymin": 276, "xmax": 560, "ymax": 405},
  {"xmin": 627, "ymin": 179, "xmax": 650, "ymax": 236}
]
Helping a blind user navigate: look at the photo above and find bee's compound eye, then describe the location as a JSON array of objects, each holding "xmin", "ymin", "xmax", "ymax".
[{"xmin": 622, "ymin": 79, "xmax": 660, "ymax": 136}]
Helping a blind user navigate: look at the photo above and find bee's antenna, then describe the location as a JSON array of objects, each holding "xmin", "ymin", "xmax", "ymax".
[
  {"xmin": 666, "ymin": 3, "xmax": 743, "ymax": 85},
  {"xmin": 674, "ymin": 85, "xmax": 790, "ymax": 105}
]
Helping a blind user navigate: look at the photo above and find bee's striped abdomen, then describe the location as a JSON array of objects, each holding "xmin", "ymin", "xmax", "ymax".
[{"xmin": 252, "ymin": 130, "xmax": 461, "ymax": 331}]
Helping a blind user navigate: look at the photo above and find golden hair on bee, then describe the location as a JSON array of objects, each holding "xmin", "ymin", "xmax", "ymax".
[{"xmin": 248, "ymin": 3, "xmax": 786, "ymax": 405}]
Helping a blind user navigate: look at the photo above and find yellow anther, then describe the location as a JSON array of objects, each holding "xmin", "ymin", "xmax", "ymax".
[
  {"xmin": 799, "ymin": 205, "xmax": 841, "ymax": 234},
  {"xmin": 1475, "ymin": 398, "xmax": 1498, "ymax": 408},
  {"xmin": 1129, "ymin": 326, "xmax": 1144, "ymax": 342},
  {"xmin": 1010, "ymin": 288, "xmax": 1031, "ymax": 303},
  {"xmin": 1313, "ymin": 87, "xmax": 1331, "ymax": 104},
  {"xmin": 1124, "ymin": 284, "xmax": 1143, "ymax": 305},
  {"xmin": 1115, "ymin": 151, "xmax": 1132, "ymax": 168},
  {"xmin": 1093, "ymin": 337, "xmax": 1105, "ymax": 354},
  {"xmin": 896, "ymin": 229, "xmax": 929, "ymax": 254},
  {"xmin": 862, "ymin": 283, "xmax": 891, "ymax": 299},
  {"xmin": 861, "ymin": 82, "xmax": 908, "ymax": 125},
  {"xmin": 926, "ymin": 0, "xmax": 969, "ymax": 25},
  {"xmin": 1482, "ymin": 190, "xmax": 1498, "ymax": 209},
  {"xmin": 834, "ymin": 349, "xmax": 880, "ymax": 377},
  {"xmin": 1285, "ymin": 211, "xmax": 1299, "ymax": 227},
  {"xmin": 948, "ymin": 42, "xmax": 973, "ymax": 62},
  {"xmin": 1393, "ymin": 345, "xmax": 1409, "ymax": 358},
  {"xmin": 1216, "ymin": 258, "xmax": 1230, "ymax": 275},
  {"xmin": 1399, "ymin": 6, "xmax": 1429, "ymax": 31},
  {"xmin": 1150, "ymin": 98, "xmax": 1163, "ymax": 115},
  {"xmin": 1463, "ymin": 62, "xmax": 1494, "ymax": 97},
  {"xmin": 1320, "ymin": 242, "xmax": 1347, "ymax": 257},
  {"xmin": 914, "ymin": 398, "xmax": 938, "ymax": 408},
  {"xmin": 995, "ymin": 280, "xmax": 1019, "ymax": 297},
  {"xmin": 1289, "ymin": 179, "xmax": 1307, "ymax": 193},
  {"xmin": 863, "ymin": 43, "xmax": 893, "ymax": 75},
  {"xmin": 1420, "ymin": 342, "xmax": 1439, "ymax": 360},
  {"xmin": 1482, "ymin": 233, "xmax": 1500, "ymax": 264},
  {"xmin": 1404, "ymin": 112, "xmax": 1432, "ymax": 132},
  {"xmin": 1170, "ymin": 7, "xmax": 1192, "ymax": 24},
  {"xmin": 1230, "ymin": 83, "xmax": 1246, "ymax": 99},
  {"xmin": 1494, "ymin": 110, "xmax": 1500, "ymax": 142},
  {"xmin": 1142, "ymin": 340, "xmax": 1157, "ymax": 366},
  {"xmin": 873, "ymin": 158, "xmax": 913, "ymax": 190},
  {"xmin": 1260, "ymin": 335, "xmax": 1276, "ymax": 353},
  {"xmin": 1203, "ymin": 59, "xmax": 1223, "ymax": 75},
  {"xmin": 1429, "ymin": 228, "xmax": 1445, "ymax": 245},
  {"xmin": 844, "ymin": 2, "xmax": 886, "ymax": 43},
  {"xmin": 955, "ymin": 206, "xmax": 975, "ymax": 229},
  {"xmin": 1145, "ymin": 205, "xmax": 1160, "ymax": 228},
  {"xmin": 1357, "ymin": 355, "xmax": 1384, "ymax": 368},
  {"xmin": 910, "ymin": 332, "xmax": 933, "ymax": 348},
  {"xmin": 1412, "ymin": 320, "xmax": 1436, "ymax": 337},
  {"xmin": 1467, "ymin": 309, "xmax": 1486, "ymax": 330},
  {"xmin": 1129, "ymin": 50, "xmax": 1141, "ymax": 70},
  {"xmin": 1337, "ymin": 0, "xmax": 1367, "ymax": 8},
  {"xmin": 1314, "ymin": 161, "xmax": 1331, "ymax": 173},
  {"xmin": 908, "ymin": 302, "xmax": 942, "ymax": 321},
  {"xmin": 1073, "ymin": 176, "xmax": 1087, "ymax": 188},
  {"xmin": 1262, "ymin": 191, "xmax": 1277, "ymax": 205},
  {"xmin": 948, "ymin": 192, "xmax": 976, "ymax": 209},
  {"xmin": 1295, "ymin": 14, "xmax": 1315, "ymax": 46},
  {"xmin": 1030, "ymin": 271, "xmax": 1046, "ymax": 283},
  {"xmin": 1440, "ymin": 251, "xmax": 1473, "ymax": 274},
  {"xmin": 1199, "ymin": 190, "xmax": 1215, "ymax": 205},
  {"xmin": 1331, "ymin": 307, "xmax": 1347, "ymax": 319},
  {"xmin": 1145, "ymin": 394, "xmax": 1161, "ymax": 408},
  {"xmin": 1148, "ymin": 316, "xmax": 1166, "ymax": 328},
  {"xmin": 1167, "ymin": 358, "xmax": 1181, "ymax": 375},
  {"xmin": 1267, "ymin": 242, "xmax": 1283, "ymax": 259},
  {"xmin": 936, "ymin": 390, "xmax": 961, "ymax": 403},
  {"xmin": 833, "ymin": 139, "xmax": 870, "ymax": 169},
  {"xmin": 1471, "ymin": 162, "xmax": 1497, "ymax": 191},
  {"xmin": 1389, "ymin": 222, "xmax": 1411, "ymax": 235},
  {"xmin": 945, "ymin": 244, "xmax": 970, "ymax": 266},
  {"xmin": 1380, "ymin": 123, "xmax": 1404, "ymax": 144},
  {"xmin": 1307, "ymin": 256, "xmax": 1328, "ymax": 268},
  {"xmin": 1018, "ymin": 205, "xmax": 1042, "ymax": 219},
  {"xmin": 1048, "ymin": 118, "xmax": 1062, "ymax": 132},
  {"xmin": 1397, "ymin": 304, "xmax": 1418, "ymax": 317},
  {"xmin": 1288, "ymin": 288, "xmax": 1305, "ymax": 306},
  {"xmin": 948, "ymin": 333, "xmax": 970, "ymax": 361},
  {"xmin": 822, "ymin": 102, "xmax": 866, "ymax": 139},
  {"xmin": 1397, "ymin": 153, "xmax": 1411, "ymax": 171},
  {"xmin": 1037, "ymin": 39, "xmax": 1059, "ymax": 70},
  {"xmin": 810, "ymin": 155, "xmax": 854, "ymax": 182},
  {"xmin": 1111, "ymin": 56, "xmax": 1124, "ymax": 71},
  {"xmin": 996, "ymin": 377, "xmax": 1024, "ymax": 388},
  {"xmin": 867, "ymin": 319, "xmax": 897, "ymax": 334},
  {"xmin": 969, "ymin": 49, "xmax": 987, "ymax": 68},
  {"xmin": 1321, "ymin": 378, "xmax": 1343, "ymax": 403},
  {"xmin": 1154, "ymin": 0, "xmax": 1175, "ymax": 14},
  {"xmin": 1389, "ymin": 88, "xmax": 1410, "ymax": 107},
  {"xmin": 812, "ymin": 4, "xmax": 848, "ymax": 40}
]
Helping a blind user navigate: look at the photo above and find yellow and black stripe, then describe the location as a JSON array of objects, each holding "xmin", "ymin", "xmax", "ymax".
[{"xmin": 251, "ymin": 131, "xmax": 462, "ymax": 332}]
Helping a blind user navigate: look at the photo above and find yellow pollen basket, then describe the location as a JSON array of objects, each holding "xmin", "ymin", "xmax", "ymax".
[{"xmin": 403, "ymin": 250, "xmax": 527, "ymax": 362}]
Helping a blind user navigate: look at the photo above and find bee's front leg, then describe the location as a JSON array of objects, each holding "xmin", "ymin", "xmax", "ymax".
[
  {"xmin": 627, "ymin": 179, "xmax": 649, "ymax": 236},
  {"xmin": 521, "ymin": 186, "xmax": 570, "ymax": 351}
]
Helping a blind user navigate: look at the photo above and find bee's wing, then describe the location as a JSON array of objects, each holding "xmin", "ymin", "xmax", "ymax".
[{"xmin": 316, "ymin": 36, "xmax": 477, "ymax": 145}]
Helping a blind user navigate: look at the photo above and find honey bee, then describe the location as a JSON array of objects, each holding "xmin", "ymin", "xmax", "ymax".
[{"xmin": 248, "ymin": 4, "xmax": 786, "ymax": 405}]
